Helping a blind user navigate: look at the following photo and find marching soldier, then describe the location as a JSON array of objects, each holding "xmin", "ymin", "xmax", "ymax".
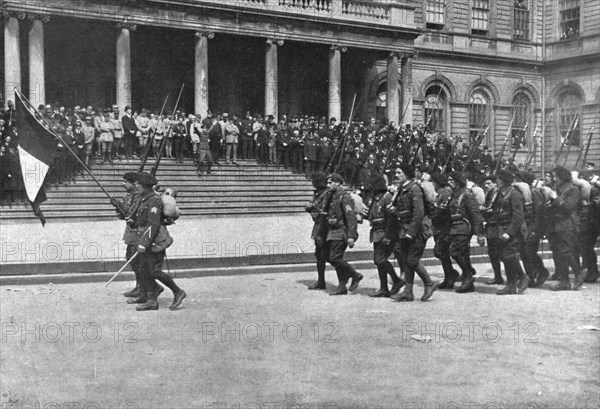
[
  {"xmin": 516, "ymin": 171, "xmax": 550, "ymax": 287},
  {"xmin": 431, "ymin": 173, "xmax": 460, "ymax": 289},
  {"xmin": 368, "ymin": 173, "xmax": 404, "ymax": 297},
  {"xmin": 304, "ymin": 172, "xmax": 330, "ymax": 290},
  {"xmin": 324, "ymin": 173, "xmax": 363, "ymax": 295},
  {"xmin": 485, "ymin": 170, "xmax": 529, "ymax": 295},
  {"xmin": 481, "ymin": 175, "xmax": 504, "ymax": 286},
  {"xmin": 546, "ymin": 166, "xmax": 583, "ymax": 290},
  {"xmin": 447, "ymin": 171, "xmax": 484, "ymax": 293},
  {"xmin": 387, "ymin": 164, "xmax": 437, "ymax": 301},
  {"xmin": 134, "ymin": 172, "xmax": 186, "ymax": 311}
]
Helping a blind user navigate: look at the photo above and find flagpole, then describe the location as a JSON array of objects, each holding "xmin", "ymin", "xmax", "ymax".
[{"xmin": 16, "ymin": 90, "xmax": 117, "ymax": 202}]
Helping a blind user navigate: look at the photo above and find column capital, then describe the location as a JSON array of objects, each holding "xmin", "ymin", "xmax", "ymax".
[
  {"xmin": 2, "ymin": 10, "xmax": 27, "ymax": 21},
  {"xmin": 26, "ymin": 13, "xmax": 51, "ymax": 23},
  {"xmin": 400, "ymin": 52, "xmax": 417, "ymax": 60},
  {"xmin": 388, "ymin": 51, "xmax": 401, "ymax": 59},
  {"xmin": 330, "ymin": 45, "xmax": 347, "ymax": 53},
  {"xmin": 266, "ymin": 38, "xmax": 284, "ymax": 46},
  {"xmin": 195, "ymin": 31, "xmax": 215, "ymax": 39},
  {"xmin": 116, "ymin": 21, "xmax": 137, "ymax": 31}
]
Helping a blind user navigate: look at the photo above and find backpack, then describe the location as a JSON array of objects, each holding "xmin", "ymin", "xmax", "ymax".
[
  {"xmin": 418, "ymin": 181, "xmax": 437, "ymax": 217},
  {"xmin": 348, "ymin": 191, "xmax": 366, "ymax": 224}
]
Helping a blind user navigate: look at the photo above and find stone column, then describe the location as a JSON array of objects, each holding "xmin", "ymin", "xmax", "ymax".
[
  {"xmin": 386, "ymin": 52, "xmax": 400, "ymax": 125},
  {"xmin": 400, "ymin": 53, "xmax": 414, "ymax": 125},
  {"xmin": 29, "ymin": 15, "xmax": 48, "ymax": 107},
  {"xmin": 265, "ymin": 39, "xmax": 283, "ymax": 120},
  {"xmin": 328, "ymin": 45, "xmax": 346, "ymax": 123},
  {"xmin": 194, "ymin": 31, "xmax": 213, "ymax": 117},
  {"xmin": 116, "ymin": 22, "xmax": 136, "ymax": 114},
  {"xmin": 3, "ymin": 13, "xmax": 23, "ymax": 108}
]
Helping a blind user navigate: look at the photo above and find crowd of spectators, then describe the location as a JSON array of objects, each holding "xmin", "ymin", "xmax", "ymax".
[{"xmin": 0, "ymin": 101, "xmax": 595, "ymax": 207}]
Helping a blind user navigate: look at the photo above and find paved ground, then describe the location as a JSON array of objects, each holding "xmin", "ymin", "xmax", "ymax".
[{"xmin": 1, "ymin": 263, "xmax": 599, "ymax": 409}]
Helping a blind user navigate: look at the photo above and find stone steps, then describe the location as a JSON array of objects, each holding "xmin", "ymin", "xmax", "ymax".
[{"xmin": 0, "ymin": 159, "xmax": 314, "ymax": 221}]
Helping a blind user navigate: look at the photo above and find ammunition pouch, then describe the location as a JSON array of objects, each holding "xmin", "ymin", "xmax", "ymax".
[
  {"xmin": 524, "ymin": 202, "xmax": 534, "ymax": 223},
  {"xmin": 371, "ymin": 218, "xmax": 385, "ymax": 230},
  {"xmin": 396, "ymin": 209, "xmax": 411, "ymax": 222}
]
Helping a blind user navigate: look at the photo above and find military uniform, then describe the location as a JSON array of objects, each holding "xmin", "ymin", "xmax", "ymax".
[
  {"xmin": 482, "ymin": 186, "xmax": 504, "ymax": 285},
  {"xmin": 489, "ymin": 172, "xmax": 529, "ymax": 295},
  {"xmin": 324, "ymin": 181, "xmax": 362, "ymax": 295},
  {"xmin": 448, "ymin": 174, "xmax": 483, "ymax": 293},
  {"xmin": 305, "ymin": 177, "xmax": 330, "ymax": 290},
  {"xmin": 546, "ymin": 168, "xmax": 582, "ymax": 290},
  {"xmin": 387, "ymin": 177, "xmax": 436, "ymax": 301},
  {"xmin": 432, "ymin": 184, "xmax": 459, "ymax": 288},
  {"xmin": 134, "ymin": 174, "xmax": 186, "ymax": 311},
  {"xmin": 368, "ymin": 185, "xmax": 404, "ymax": 297}
]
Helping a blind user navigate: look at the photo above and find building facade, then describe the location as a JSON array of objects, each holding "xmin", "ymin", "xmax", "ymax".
[{"xmin": 2, "ymin": 0, "xmax": 599, "ymax": 172}]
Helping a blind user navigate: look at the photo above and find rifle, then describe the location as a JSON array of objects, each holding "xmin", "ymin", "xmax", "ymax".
[
  {"xmin": 492, "ymin": 109, "xmax": 516, "ymax": 174},
  {"xmin": 443, "ymin": 131, "xmax": 463, "ymax": 171},
  {"xmin": 575, "ymin": 106, "xmax": 600, "ymax": 168},
  {"xmin": 325, "ymin": 93, "xmax": 356, "ymax": 174},
  {"xmin": 465, "ymin": 107, "xmax": 499, "ymax": 174},
  {"xmin": 554, "ymin": 106, "xmax": 580, "ymax": 165},
  {"xmin": 508, "ymin": 121, "xmax": 528, "ymax": 166},
  {"xmin": 525, "ymin": 112, "xmax": 553, "ymax": 170},
  {"xmin": 151, "ymin": 83, "xmax": 185, "ymax": 176},
  {"xmin": 381, "ymin": 93, "xmax": 414, "ymax": 173},
  {"xmin": 523, "ymin": 122, "xmax": 540, "ymax": 170},
  {"xmin": 333, "ymin": 94, "xmax": 362, "ymax": 174},
  {"xmin": 139, "ymin": 92, "xmax": 170, "ymax": 172}
]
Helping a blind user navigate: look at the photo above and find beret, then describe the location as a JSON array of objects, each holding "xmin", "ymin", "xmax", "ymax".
[
  {"xmin": 328, "ymin": 173, "xmax": 344, "ymax": 184},
  {"xmin": 311, "ymin": 172, "xmax": 328, "ymax": 189},
  {"xmin": 553, "ymin": 165, "xmax": 572, "ymax": 182},
  {"xmin": 123, "ymin": 172, "xmax": 137, "ymax": 183},
  {"xmin": 136, "ymin": 171, "xmax": 158, "ymax": 186},
  {"xmin": 497, "ymin": 169, "xmax": 514, "ymax": 184}
]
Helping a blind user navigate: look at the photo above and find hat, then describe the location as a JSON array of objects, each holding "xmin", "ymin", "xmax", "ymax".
[
  {"xmin": 328, "ymin": 173, "xmax": 344, "ymax": 184},
  {"xmin": 497, "ymin": 169, "xmax": 514, "ymax": 184},
  {"xmin": 517, "ymin": 171, "xmax": 535, "ymax": 185},
  {"xmin": 311, "ymin": 172, "xmax": 328, "ymax": 189},
  {"xmin": 222, "ymin": 113, "xmax": 229, "ymax": 118},
  {"xmin": 432, "ymin": 173, "xmax": 448, "ymax": 187},
  {"xmin": 136, "ymin": 172, "xmax": 158, "ymax": 186},
  {"xmin": 85, "ymin": 116, "xmax": 92, "ymax": 121},
  {"xmin": 75, "ymin": 120, "xmax": 82, "ymax": 126},
  {"xmin": 398, "ymin": 163, "xmax": 415, "ymax": 179},
  {"xmin": 369, "ymin": 173, "xmax": 388, "ymax": 193},
  {"xmin": 449, "ymin": 171, "xmax": 466, "ymax": 186},
  {"xmin": 586, "ymin": 161, "xmax": 595, "ymax": 168},
  {"xmin": 553, "ymin": 165, "xmax": 572, "ymax": 182},
  {"xmin": 122, "ymin": 172, "xmax": 137, "ymax": 183},
  {"xmin": 124, "ymin": 105, "xmax": 132, "ymax": 112},
  {"xmin": 112, "ymin": 105, "xmax": 118, "ymax": 109}
]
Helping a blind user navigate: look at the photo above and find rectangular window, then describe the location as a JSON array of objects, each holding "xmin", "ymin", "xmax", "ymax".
[
  {"xmin": 471, "ymin": 0, "xmax": 490, "ymax": 36},
  {"xmin": 560, "ymin": 0, "xmax": 580, "ymax": 40},
  {"xmin": 426, "ymin": 0, "xmax": 445, "ymax": 30},
  {"xmin": 513, "ymin": 0, "xmax": 530, "ymax": 40},
  {"xmin": 469, "ymin": 104, "xmax": 488, "ymax": 145}
]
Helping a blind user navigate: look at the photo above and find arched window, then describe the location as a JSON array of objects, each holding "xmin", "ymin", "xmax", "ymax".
[
  {"xmin": 424, "ymin": 85, "xmax": 446, "ymax": 133},
  {"xmin": 375, "ymin": 81, "xmax": 387, "ymax": 123},
  {"xmin": 511, "ymin": 93, "xmax": 532, "ymax": 150},
  {"xmin": 558, "ymin": 91, "xmax": 582, "ymax": 147},
  {"xmin": 469, "ymin": 89, "xmax": 490, "ymax": 145}
]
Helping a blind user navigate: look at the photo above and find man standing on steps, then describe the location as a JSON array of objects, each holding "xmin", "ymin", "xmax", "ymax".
[
  {"xmin": 447, "ymin": 171, "xmax": 484, "ymax": 294},
  {"xmin": 304, "ymin": 172, "xmax": 330, "ymax": 290},
  {"xmin": 387, "ymin": 164, "xmax": 437, "ymax": 302},
  {"xmin": 481, "ymin": 175, "xmax": 505, "ymax": 286},
  {"xmin": 324, "ymin": 173, "xmax": 363, "ymax": 295},
  {"xmin": 134, "ymin": 172, "xmax": 186, "ymax": 311}
]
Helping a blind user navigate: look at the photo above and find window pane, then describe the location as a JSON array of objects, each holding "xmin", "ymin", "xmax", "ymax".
[
  {"xmin": 513, "ymin": 1, "xmax": 530, "ymax": 40},
  {"xmin": 470, "ymin": 91, "xmax": 489, "ymax": 145},
  {"xmin": 426, "ymin": 0, "xmax": 445, "ymax": 25},
  {"xmin": 424, "ymin": 91, "xmax": 445, "ymax": 132},
  {"xmin": 511, "ymin": 94, "xmax": 531, "ymax": 149},
  {"xmin": 558, "ymin": 93, "xmax": 581, "ymax": 146}
]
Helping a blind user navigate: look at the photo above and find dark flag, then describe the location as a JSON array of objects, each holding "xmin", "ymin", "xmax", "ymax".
[{"xmin": 14, "ymin": 90, "xmax": 58, "ymax": 226}]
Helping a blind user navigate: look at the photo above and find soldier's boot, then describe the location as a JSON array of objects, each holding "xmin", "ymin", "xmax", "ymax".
[
  {"xmin": 206, "ymin": 163, "xmax": 212, "ymax": 175},
  {"xmin": 572, "ymin": 268, "xmax": 587, "ymax": 291},
  {"xmin": 516, "ymin": 266, "xmax": 530, "ymax": 294},
  {"xmin": 329, "ymin": 279, "xmax": 348, "ymax": 296},
  {"xmin": 170, "ymin": 289, "xmax": 186, "ymax": 310},
  {"xmin": 486, "ymin": 260, "xmax": 504, "ymax": 285},
  {"xmin": 456, "ymin": 268, "xmax": 475, "ymax": 293},
  {"xmin": 497, "ymin": 269, "xmax": 518, "ymax": 295},
  {"xmin": 415, "ymin": 262, "xmax": 437, "ymax": 301},
  {"xmin": 127, "ymin": 291, "xmax": 148, "ymax": 304},
  {"xmin": 108, "ymin": 151, "xmax": 113, "ymax": 164},
  {"xmin": 136, "ymin": 290, "xmax": 159, "ymax": 311},
  {"xmin": 552, "ymin": 269, "xmax": 571, "ymax": 291},
  {"xmin": 349, "ymin": 272, "xmax": 363, "ymax": 292},
  {"xmin": 197, "ymin": 162, "xmax": 204, "ymax": 176},
  {"xmin": 389, "ymin": 278, "xmax": 405, "ymax": 296},
  {"xmin": 395, "ymin": 282, "xmax": 414, "ymax": 302},
  {"xmin": 123, "ymin": 283, "xmax": 141, "ymax": 298},
  {"xmin": 584, "ymin": 268, "xmax": 599, "ymax": 283},
  {"xmin": 536, "ymin": 267, "xmax": 550, "ymax": 287},
  {"xmin": 100, "ymin": 151, "xmax": 105, "ymax": 164}
]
